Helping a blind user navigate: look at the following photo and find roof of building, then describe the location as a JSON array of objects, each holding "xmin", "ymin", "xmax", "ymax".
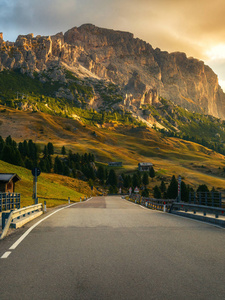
[
  {"xmin": 0, "ymin": 173, "xmax": 21, "ymax": 183},
  {"xmin": 138, "ymin": 162, "xmax": 153, "ymax": 166}
]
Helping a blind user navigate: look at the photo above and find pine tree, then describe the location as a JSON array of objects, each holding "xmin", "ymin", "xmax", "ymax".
[
  {"xmin": 61, "ymin": 146, "xmax": 66, "ymax": 156},
  {"xmin": 54, "ymin": 156, "xmax": 64, "ymax": 174},
  {"xmin": 166, "ymin": 175, "xmax": 178, "ymax": 199},
  {"xmin": 1, "ymin": 145, "xmax": 14, "ymax": 164},
  {"xmin": 107, "ymin": 169, "xmax": 117, "ymax": 186},
  {"xmin": 43, "ymin": 145, "xmax": 48, "ymax": 157},
  {"xmin": 142, "ymin": 188, "xmax": 149, "ymax": 197},
  {"xmin": 47, "ymin": 142, "xmax": 54, "ymax": 155},
  {"xmin": 63, "ymin": 164, "xmax": 70, "ymax": 177},
  {"xmin": 181, "ymin": 181, "xmax": 189, "ymax": 202},
  {"xmin": 132, "ymin": 173, "xmax": 139, "ymax": 188},
  {"xmin": 5, "ymin": 135, "xmax": 14, "ymax": 146},
  {"xmin": 0, "ymin": 136, "xmax": 5, "ymax": 156},
  {"xmin": 160, "ymin": 180, "xmax": 166, "ymax": 193},
  {"xmin": 88, "ymin": 165, "xmax": 95, "ymax": 180},
  {"xmin": 153, "ymin": 185, "xmax": 161, "ymax": 199},
  {"xmin": 39, "ymin": 158, "xmax": 47, "ymax": 172},
  {"xmin": 22, "ymin": 140, "xmax": 29, "ymax": 157},
  {"xmin": 97, "ymin": 166, "xmax": 105, "ymax": 183},
  {"xmin": 28, "ymin": 140, "xmax": 38, "ymax": 161},
  {"xmin": 149, "ymin": 166, "xmax": 155, "ymax": 181},
  {"xmin": 124, "ymin": 175, "xmax": 132, "ymax": 189},
  {"xmin": 14, "ymin": 148, "xmax": 24, "ymax": 166},
  {"xmin": 197, "ymin": 184, "xmax": 209, "ymax": 193},
  {"xmin": 142, "ymin": 172, "xmax": 149, "ymax": 186}
]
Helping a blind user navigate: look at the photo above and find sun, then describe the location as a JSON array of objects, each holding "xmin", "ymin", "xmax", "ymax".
[{"xmin": 205, "ymin": 44, "xmax": 225, "ymax": 60}]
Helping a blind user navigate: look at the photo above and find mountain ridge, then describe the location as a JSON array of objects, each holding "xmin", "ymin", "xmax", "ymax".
[{"xmin": 0, "ymin": 24, "xmax": 225, "ymax": 119}]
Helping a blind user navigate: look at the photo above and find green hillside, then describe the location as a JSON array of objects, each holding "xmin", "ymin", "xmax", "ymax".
[{"xmin": 0, "ymin": 160, "xmax": 97, "ymax": 208}]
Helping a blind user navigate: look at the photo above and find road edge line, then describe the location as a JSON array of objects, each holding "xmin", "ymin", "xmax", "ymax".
[{"xmin": 9, "ymin": 199, "xmax": 92, "ymax": 251}]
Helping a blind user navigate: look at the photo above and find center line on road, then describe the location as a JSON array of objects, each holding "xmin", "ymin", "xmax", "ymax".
[{"xmin": 1, "ymin": 251, "xmax": 11, "ymax": 259}]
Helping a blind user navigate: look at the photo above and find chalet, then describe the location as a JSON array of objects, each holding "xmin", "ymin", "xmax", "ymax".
[
  {"xmin": 108, "ymin": 162, "xmax": 123, "ymax": 167},
  {"xmin": 138, "ymin": 162, "xmax": 153, "ymax": 172},
  {"xmin": 0, "ymin": 173, "xmax": 21, "ymax": 193}
]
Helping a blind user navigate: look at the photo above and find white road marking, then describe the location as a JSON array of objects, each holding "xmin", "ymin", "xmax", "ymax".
[
  {"xmin": 9, "ymin": 199, "xmax": 92, "ymax": 251},
  {"xmin": 1, "ymin": 251, "xmax": 11, "ymax": 259}
]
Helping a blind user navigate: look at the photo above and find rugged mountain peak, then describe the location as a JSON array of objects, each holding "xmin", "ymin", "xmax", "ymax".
[
  {"xmin": 0, "ymin": 32, "xmax": 3, "ymax": 44},
  {"xmin": 0, "ymin": 24, "xmax": 225, "ymax": 119},
  {"xmin": 64, "ymin": 23, "xmax": 134, "ymax": 49}
]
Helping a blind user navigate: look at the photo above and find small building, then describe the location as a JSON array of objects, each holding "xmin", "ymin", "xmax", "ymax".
[
  {"xmin": 108, "ymin": 162, "xmax": 123, "ymax": 167},
  {"xmin": 138, "ymin": 162, "xmax": 153, "ymax": 172},
  {"xmin": 0, "ymin": 173, "xmax": 21, "ymax": 193}
]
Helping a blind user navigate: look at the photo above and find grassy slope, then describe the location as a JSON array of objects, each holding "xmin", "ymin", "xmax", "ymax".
[
  {"xmin": 1, "ymin": 105, "xmax": 225, "ymax": 195},
  {"xmin": 0, "ymin": 160, "xmax": 97, "ymax": 208}
]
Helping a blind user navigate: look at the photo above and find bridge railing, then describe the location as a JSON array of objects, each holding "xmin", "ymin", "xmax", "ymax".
[
  {"xmin": 128, "ymin": 194, "xmax": 175, "ymax": 211},
  {"xmin": 170, "ymin": 202, "xmax": 225, "ymax": 219},
  {"xmin": 0, "ymin": 193, "xmax": 20, "ymax": 212},
  {"xmin": 0, "ymin": 203, "xmax": 43, "ymax": 240},
  {"xmin": 188, "ymin": 192, "xmax": 222, "ymax": 207}
]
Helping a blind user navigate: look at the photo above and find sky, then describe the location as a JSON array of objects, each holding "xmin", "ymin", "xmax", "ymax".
[{"xmin": 1, "ymin": 0, "xmax": 225, "ymax": 89}]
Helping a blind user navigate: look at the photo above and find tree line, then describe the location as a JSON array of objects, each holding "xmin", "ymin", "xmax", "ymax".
[
  {"xmin": 0, "ymin": 135, "xmax": 96, "ymax": 181},
  {"xmin": 160, "ymin": 129, "xmax": 225, "ymax": 156}
]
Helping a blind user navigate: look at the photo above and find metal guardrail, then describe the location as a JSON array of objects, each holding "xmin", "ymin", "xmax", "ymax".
[
  {"xmin": 188, "ymin": 192, "xmax": 222, "ymax": 208},
  {"xmin": 0, "ymin": 203, "xmax": 43, "ymax": 240},
  {"xmin": 144, "ymin": 199, "xmax": 175, "ymax": 211},
  {"xmin": 0, "ymin": 193, "xmax": 20, "ymax": 212},
  {"xmin": 128, "ymin": 194, "xmax": 175, "ymax": 211},
  {"xmin": 170, "ymin": 202, "xmax": 225, "ymax": 218},
  {"xmin": 127, "ymin": 195, "xmax": 225, "ymax": 226}
]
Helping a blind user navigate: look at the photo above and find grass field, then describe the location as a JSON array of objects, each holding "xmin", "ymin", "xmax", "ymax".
[
  {"xmin": 1, "ymin": 106, "xmax": 225, "ymax": 199},
  {"xmin": 0, "ymin": 160, "xmax": 97, "ymax": 208}
]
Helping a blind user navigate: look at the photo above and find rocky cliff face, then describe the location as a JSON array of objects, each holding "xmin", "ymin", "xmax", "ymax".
[{"xmin": 0, "ymin": 24, "xmax": 225, "ymax": 119}]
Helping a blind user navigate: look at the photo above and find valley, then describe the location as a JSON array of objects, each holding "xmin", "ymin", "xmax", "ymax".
[
  {"xmin": 0, "ymin": 105, "xmax": 225, "ymax": 204},
  {"xmin": 1, "ymin": 24, "xmax": 225, "ymax": 204}
]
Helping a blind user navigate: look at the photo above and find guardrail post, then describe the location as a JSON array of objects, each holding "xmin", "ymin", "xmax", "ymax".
[
  {"xmin": 211, "ymin": 192, "xmax": 214, "ymax": 207},
  {"xmin": 80, "ymin": 197, "xmax": 82, "ymax": 202},
  {"xmin": 44, "ymin": 201, "xmax": 47, "ymax": 213},
  {"xmin": 2, "ymin": 212, "xmax": 11, "ymax": 230},
  {"xmin": 163, "ymin": 203, "xmax": 166, "ymax": 212},
  {"xmin": 7, "ymin": 193, "xmax": 10, "ymax": 210},
  {"xmin": 68, "ymin": 197, "xmax": 70, "ymax": 204}
]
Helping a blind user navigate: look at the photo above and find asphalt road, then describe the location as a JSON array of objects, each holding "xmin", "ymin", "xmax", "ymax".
[{"xmin": 0, "ymin": 196, "xmax": 225, "ymax": 300}]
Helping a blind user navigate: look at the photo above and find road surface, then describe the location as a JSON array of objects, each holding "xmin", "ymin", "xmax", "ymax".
[{"xmin": 0, "ymin": 196, "xmax": 225, "ymax": 299}]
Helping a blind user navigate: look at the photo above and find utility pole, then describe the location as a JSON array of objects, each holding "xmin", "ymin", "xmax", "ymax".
[{"xmin": 178, "ymin": 175, "xmax": 181, "ymax": 202}]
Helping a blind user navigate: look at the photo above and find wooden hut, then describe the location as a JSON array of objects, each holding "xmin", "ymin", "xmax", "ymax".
[{"xmin": 0, "ymin": 173, "xmax": 21, "ymax": 193}]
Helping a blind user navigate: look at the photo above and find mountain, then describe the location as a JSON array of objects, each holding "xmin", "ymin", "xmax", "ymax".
[{"xmin": 0, "ymin": 24, "xmax": 225, "ymax": 119}]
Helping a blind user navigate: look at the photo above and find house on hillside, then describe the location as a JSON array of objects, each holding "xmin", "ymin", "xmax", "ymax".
[
  {"xmin": 138, "ymin": 162, "xmax": 153, "ymax": 172},
  {"xmin": 0, "ymin": 173, "xmax": 21, "ymax": 193},
  {"xmin": 108, "ymin": 162, "xmax": 123, "ymax": 167}
]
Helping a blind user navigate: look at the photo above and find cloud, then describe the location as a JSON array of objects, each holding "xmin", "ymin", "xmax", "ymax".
[
  {"xmin": 1, "ymin": 0, "xmax": 224, "ymax": 56},
  {"xmin": 0, "ymin": 0, "xmax": 225, "ymax": 87},
  {"xmin": 0, "ymin": 0, "xmax": 78, "ymax": 40}
]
